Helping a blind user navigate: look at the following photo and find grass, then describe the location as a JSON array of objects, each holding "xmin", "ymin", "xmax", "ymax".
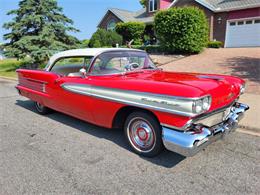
[{"xmin": 0, "ymin": 58, "xmax": 24, "ymax": 78}]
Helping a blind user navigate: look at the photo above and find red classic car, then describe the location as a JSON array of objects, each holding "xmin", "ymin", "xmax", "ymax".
[{"xmin": 16, "ymin": 48, "xmax": 249, "ymax": 157}]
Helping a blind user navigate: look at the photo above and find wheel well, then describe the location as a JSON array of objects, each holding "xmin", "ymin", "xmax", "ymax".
[{"xmin": 112, "ymin": 106, "xmax": 159, "ymax": 129}]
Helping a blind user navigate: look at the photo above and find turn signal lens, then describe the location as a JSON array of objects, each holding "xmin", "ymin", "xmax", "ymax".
[{"xmin": 240, "ymin": 83, "xmax": 245, "ymax": 95}]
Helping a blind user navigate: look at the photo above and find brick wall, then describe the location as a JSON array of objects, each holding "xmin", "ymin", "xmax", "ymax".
[{"xmin": 213, "ymin": 12, "xmax": 228, "ymax": 43}]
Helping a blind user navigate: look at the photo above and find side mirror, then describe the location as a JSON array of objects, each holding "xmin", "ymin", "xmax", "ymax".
[{"xmin": 79, "ymin": 68, "xmax": 87, "ymax": 78}]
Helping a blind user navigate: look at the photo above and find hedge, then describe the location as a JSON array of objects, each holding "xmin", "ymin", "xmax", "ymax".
[
  {"xmin": 207, "ymin": 41, "xmax": 223, "ymax": 48},
  {"xmin": 115, "ymin": 22, "xmax": 145, "ymax": 45},
  {"xmin": 130, "ymin": 45, "xmax": 163, "ymax": 53},
  {"xmin": 89, "ymin": 29, "xmax": 123, "ymax": 48},
  {"xmin": 154, "ymin": 7, "xmax": 209, "ymax": 54}
]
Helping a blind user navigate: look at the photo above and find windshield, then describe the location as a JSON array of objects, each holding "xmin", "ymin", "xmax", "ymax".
[{"xmin": 90, "ymin": 51, "xmax": 157, "ymax": 75}]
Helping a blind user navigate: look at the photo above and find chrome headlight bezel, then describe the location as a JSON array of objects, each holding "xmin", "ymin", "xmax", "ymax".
[
  {"xmin": 240, "ymin": 83, "xmax": 246, "ymax": 95},
  {"xmin": 192, "ymin": 96, "xmax": 212, "ymax": 115}
]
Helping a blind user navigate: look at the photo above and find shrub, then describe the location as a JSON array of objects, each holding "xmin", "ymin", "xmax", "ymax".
[
  {"xmin": 115, "ymin": 22, "xmax": 145, "ymax": 45},
  {"xmin": 129, "ymin": 45, "xmax": 164, "ymax": 53},
  {"xmin": 89, "ymin": 29, "xmax": 123, "ymax": 48},
  {"xmin": 207, "ymin": 41, "xmax": 223, "ymax": 48},
  {"xmin": 0, "ymin": 58, "xmax": 26, "ymax": 77},
  {"xmin": 0, "ymin": 59, "xmax": 24, "ymax": 71},
  {"xmin": 154, "ymin": 7, "xmax": 209, "ymax": 54},
  {"xmin": 79, "ymin": 39, "xmax": 90, "ymax": 48}
]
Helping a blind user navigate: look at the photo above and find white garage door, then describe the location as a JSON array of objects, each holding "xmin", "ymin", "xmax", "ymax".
[{"xmin": 225, "ymin": 18, "xmax": 260, "ymax": 48}]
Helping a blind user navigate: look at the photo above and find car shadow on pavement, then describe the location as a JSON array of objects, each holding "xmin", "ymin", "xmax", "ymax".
[
  {"xmin": 16, "ymin": 99, "xmax": 185, "ymax": 168},
  {"xmin": 225, "ymin": 56, "xmax": 260, "ymax": 83}
]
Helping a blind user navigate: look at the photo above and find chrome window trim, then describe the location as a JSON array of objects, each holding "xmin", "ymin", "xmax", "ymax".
[
  {"xmin": 88, "ymin": 50, "xmax": 157, "ymax": 76},
  {"xmin": 47, "ymin": 56, "xmax": 94, "ymax": 72}
]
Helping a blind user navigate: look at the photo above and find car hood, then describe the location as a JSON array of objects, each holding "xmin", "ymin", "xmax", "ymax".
[{"xmin": 88, "ymin": 70, "xmax": 244, "ymax": 112}]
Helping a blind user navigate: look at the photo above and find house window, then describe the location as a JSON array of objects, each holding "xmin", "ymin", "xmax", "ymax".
[
  {"xmin": 107, "ymin": 20, "xmax": 116, "ymax": 31},
  {"xmin": 149, "ymin": 0, "xmax": 158, "ymax": 12},
  {"xmin": 255, "ymin": 19, "xmax": 260, "ymax": 24},
  {"xmin": 237, "ymin": 21, "xmax": 244, "ymax": 25},
  {"xmin": 245, "ymin": 20, "xmax": 253, "ymax": 24},
  {"xmin": 230, "ymin": 22, "xmax": 236, "ymax": 26}
]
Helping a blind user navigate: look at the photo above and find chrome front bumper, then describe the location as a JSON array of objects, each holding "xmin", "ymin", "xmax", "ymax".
[{"xmin": 162, "ymin": 103, "xmax": 249, "ymax": 157}]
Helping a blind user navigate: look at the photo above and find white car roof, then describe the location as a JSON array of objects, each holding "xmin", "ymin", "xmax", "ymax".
[{"xmin": 46, "ymin": 48, "xmax": 144, "ymax": 69}]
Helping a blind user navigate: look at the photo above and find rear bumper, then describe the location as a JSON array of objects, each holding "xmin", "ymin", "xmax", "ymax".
[{"xmin": 162, "ymin": 102, "xmax": 249, "ymax": 157}]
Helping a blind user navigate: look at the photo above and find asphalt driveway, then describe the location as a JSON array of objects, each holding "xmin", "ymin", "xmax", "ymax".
[
  {"xmin": 0, "ymin": 78, "xmax": 260, "ymax": 194},
  {"xmin": 162, "ymin": 48, "xmax": 260, "ymax": 95}
]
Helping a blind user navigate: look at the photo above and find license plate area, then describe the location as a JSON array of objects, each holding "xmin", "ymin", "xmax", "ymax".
[{"xmin": 194, "ymin": 106, "xmax": 232, "ymax": 127}]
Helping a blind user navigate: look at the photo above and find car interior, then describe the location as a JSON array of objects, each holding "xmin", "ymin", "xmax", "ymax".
[{"xmin": 50, "ymin": 56, "xmax": 93, "ymax": 77}]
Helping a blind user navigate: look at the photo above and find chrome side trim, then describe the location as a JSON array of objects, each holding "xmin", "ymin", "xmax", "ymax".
[
  {"xmin": 162, "ymin": 102, "xmax": 249, "ymax": 157},
  {"xmin": 61, "ymin": 83, "xmax": 207, "ymax": 117}
]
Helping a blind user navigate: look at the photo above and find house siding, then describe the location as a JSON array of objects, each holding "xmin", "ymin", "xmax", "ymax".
[
  {"xmin": 213, "ymin": 12, "xmax": 228, "ymax": 43},
  {"xmin": 98, "ymin": 0, "xmax": 260, "ymax": 45},
  {"xmin": 98, "ymin": 11, "xmax": 122, "ymax": 29},
  {"xmin": 160, "ymin": 0, "xmax": 172, "ymax": 10},
  {"xmin": 228, "ymin": 7, "xmax": 260, "ymax": 20}
]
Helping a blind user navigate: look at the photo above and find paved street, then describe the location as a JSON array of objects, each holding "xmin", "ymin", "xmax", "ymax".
[{"xmin": 0, "ymin": 78, "xmax": 259, "ymax": 195}]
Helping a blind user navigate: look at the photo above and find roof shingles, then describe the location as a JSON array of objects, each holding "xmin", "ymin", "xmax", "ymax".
[
  {"xmin": 204, "ymin": 0, "xmax": 260, "ymax": 11},
  {"xmin": 109, "ymin": 8, "xmax": 154, "ymax": 24}
]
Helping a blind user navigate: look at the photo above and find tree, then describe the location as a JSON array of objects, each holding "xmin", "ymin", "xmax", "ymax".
[
  {"xmin": 115, "ymin": 22, "xmax": 145, "ymax": 45},
  {"xmin": 140, "ymin": 0, "xmax": 147, "ymax": 7},
  {"xmin": 3, "ymin": 0, "xmax": 80, "ymax": 68},
  {"xmin": 154, "ymin": 7, "xmax": 209, "ymax": 53},
  {"xmin": 88, "ymin": 29, "xmax": 123, "ymax": 48},
  {"xmin": 78, "ymin": 39, "xmax": 90, "ymax": 48}
]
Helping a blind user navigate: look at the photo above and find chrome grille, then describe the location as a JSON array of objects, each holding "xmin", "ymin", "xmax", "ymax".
[{"xmin": 194, "ymin": 107, "xmax": 232, "ymax": 127}]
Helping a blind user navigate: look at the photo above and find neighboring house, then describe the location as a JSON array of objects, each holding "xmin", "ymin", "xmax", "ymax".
[{"xmin": 98, "ymin": 0, "xmax": 260, "ymax": 48}]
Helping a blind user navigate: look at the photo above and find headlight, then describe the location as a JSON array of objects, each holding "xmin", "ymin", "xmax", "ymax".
[
  {"xmin": 193, "ymin": 96, "xmax": 211, "ymax": 114},
  {"xmin": 240, "ymin": 83, "xmax": 245, "ymax": 95}
]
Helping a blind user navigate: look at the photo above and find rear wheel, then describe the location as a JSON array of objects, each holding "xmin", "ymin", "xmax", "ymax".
[
  {"xmin": 124, "ymin": 111, "xmax": 164, "ymax": 157},
  {"xmin": 35, "ymin": 102, "xmax": 52, "ymax": 115}
]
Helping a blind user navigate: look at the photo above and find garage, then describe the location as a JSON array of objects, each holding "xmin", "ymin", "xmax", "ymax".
[{"xmin": 225, "ymin": 18, "xmax": 260, "ymax": 48}]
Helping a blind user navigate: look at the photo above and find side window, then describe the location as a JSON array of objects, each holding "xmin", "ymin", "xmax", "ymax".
[
  {"xmin": 91, "ymin": 58, "xmax": 103, "ymax": 75},
  {"xmin": 50, "ymin": 57, "xmax": 92, "ymax": 76}
]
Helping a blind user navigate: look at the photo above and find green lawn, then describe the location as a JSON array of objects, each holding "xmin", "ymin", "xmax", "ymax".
[{"xmin": 0, "ymin": 59, "xmax": 23, "ymax": 78}]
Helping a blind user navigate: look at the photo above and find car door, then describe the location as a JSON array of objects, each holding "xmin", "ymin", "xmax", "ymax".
[{"xmin": 48, "ymin": 56, "xmax": 95, "ymax": 123}]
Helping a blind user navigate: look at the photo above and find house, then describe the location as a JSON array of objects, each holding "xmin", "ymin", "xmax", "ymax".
[{"xmin": 98, "ymin": 0, "xmax": 260, "ymax": 48}]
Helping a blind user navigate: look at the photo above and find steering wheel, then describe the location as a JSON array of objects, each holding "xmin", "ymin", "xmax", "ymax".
[{"xmin": 125, "ymin": 63, "xmax": 140, "ymax": 71}]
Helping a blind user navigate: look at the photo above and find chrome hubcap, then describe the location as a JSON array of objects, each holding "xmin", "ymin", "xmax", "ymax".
[
  {"xmin": 36, "ymin": 102, "xmax": 44, "ymax": 111},
  {"xmin": 127, "ymin": 117, "xmax": 155, "ymax": 152}
]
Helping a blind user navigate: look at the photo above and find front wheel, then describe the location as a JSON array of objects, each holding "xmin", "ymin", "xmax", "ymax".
[
  {"xmin": 124, "ymin": 111, "xmax": 164, "ymax": 157},
  {"xmin": 35, "ymin": 102, "xmax": 52, "ymax": 115}
]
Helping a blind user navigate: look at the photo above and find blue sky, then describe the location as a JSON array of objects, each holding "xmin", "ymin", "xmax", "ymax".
[{"xmin": 0, "ymin": 0, "xmax": 142, "ymax": 43}]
